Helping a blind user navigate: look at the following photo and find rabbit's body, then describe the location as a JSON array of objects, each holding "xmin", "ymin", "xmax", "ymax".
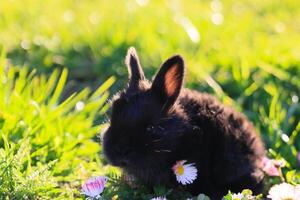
[
  {"xmin": 173, "ymin": 89, "xmax": 265, "ymax": 196},
  {"xmin": 103, "ymin": 48, "xmax": 265, "ymax": 199}
]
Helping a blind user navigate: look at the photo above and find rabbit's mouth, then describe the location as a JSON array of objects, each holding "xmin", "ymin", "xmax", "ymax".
[{"xmin": 115, "ymin": 158, "xmax": 132, "ymax": 168}]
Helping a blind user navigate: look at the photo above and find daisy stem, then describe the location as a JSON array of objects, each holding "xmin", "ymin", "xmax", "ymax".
[{"xmin": 279, "ymin": 168, "xmax": 285, "ymax": 182}]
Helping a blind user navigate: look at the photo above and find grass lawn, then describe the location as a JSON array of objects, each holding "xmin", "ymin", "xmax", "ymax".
[{"xmin": 0, "ymin": 0, "xmax": 299, "ymax": 199}]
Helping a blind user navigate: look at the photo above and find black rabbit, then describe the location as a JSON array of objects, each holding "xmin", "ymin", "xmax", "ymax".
[{"xmin": 103, "ymin": 47, "xmax": 265, "ymax": 199}]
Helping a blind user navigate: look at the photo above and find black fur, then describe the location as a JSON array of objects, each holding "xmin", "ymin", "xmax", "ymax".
[{"xmin": 103, "ymin": 47, "xmax": 265, "ymax": 199}]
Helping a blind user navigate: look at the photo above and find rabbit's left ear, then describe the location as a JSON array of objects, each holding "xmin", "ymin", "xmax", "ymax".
[
  {"xmin": 151, "ymin": 55, "xmax": 184, "ymax": 111},
  {"xmin": 125, "ymin": 47, "xmax": 145, "ymax": 88}
]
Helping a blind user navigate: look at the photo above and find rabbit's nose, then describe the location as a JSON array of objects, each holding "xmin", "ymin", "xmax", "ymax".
[
  {"xmin": 115, "ymin": 148, "xmax": 131, "ymax": 167},
  {"xmin": 119, "ymin": 158, "xmax": 130, "ymax": 167}
]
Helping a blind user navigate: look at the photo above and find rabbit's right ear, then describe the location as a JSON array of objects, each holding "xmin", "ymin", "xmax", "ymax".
[
  {"xmin": 125, "ymin": 47, "xmax": 145, "ymax": 89},
  {"xmin": 151, "ymin": 55, "xmax": 184, "ymax": 112}
]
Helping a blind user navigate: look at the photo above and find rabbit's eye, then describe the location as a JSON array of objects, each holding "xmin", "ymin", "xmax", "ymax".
[{"xmin": 146, "ymin": 125, "xmax": 154, "ymax": 133}]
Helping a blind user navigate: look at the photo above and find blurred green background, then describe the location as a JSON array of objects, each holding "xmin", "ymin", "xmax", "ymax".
[
  {"xmin": 2, "ymin": 0, "xmax": 300, "ymax": 90},
  {"xmin": 0, "ymin": 0, "xmax": 299, "ymax": 199}
]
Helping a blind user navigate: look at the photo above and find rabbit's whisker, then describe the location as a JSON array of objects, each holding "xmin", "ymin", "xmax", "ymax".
[
  {"xmin": 154, "ymin": 149, "xmax": 171, "ymax": 153},
  {"xmin": 160, "ymin": 149, "xmax": 171, "ymax": 152},
  {"xmin": 152, "ymin": 139, "xmax": 162, "ymax": 143}
]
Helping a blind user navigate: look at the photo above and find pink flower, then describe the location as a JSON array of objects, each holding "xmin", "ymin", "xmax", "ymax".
[
  {"xmin": 81, "ymin": 176, "xmax": 108, "ymax": 198},
  {"xmin": 260, "ymin": 157, "xmax": 282, "ymax": 177}
]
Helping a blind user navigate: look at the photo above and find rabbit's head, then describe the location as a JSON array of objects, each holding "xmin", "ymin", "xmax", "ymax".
[{"xmin": 103, "ymin": 47, "xmax": 188, "ymax": 183}]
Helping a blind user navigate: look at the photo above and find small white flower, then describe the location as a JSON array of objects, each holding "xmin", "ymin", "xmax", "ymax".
[
  {"xmin": 81, "ymin": 176, "xmax": 108, "ymax": 198},
  {"xmin": 231, "ymin": 192, "xmax": 244, "ymax": 200},
  {"xmin": 172, "ymin": 160, "xmax": 197, "ymax": 185},
  {"xmin": 267, "ymin": 182, "xmax": 300, "ymax": 200},
  {"xmin": 223, "ymin": 191, "xmax": 255, "ymax": 200},
  {"xmin": 150, "ymin": 197, "xmax": 167, "ymax": 200}
]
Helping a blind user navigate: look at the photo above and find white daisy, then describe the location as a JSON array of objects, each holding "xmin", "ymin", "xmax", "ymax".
[
  {"xmin": 172, "ymin": 160, "xmax": 197, "ymax": 185},
  {"xmin": 81, "ymin": 176, "xmax": 108, "ymax": 198},
  {"xmin": 267, "ymin": 182, "xmax": 299, "ymax": 200}
]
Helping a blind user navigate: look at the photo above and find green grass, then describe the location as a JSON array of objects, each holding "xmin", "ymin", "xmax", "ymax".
[
  {"xmin": 0, "ymin": 0, "xmax": 300, "ymax": 199},
  {"xmin": 0, "ymin": 50, "xmax": 116, "ymax": 199}
]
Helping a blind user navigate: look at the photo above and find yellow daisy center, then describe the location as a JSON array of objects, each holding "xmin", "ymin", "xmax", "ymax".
[{"xmin": 176, "ymin": 165, "xmax": 184, "ymax": 175}]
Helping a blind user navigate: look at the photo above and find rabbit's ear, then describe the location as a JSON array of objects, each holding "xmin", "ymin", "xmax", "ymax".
[
  {"xmin": 125, "ymin": 47, "xmax": 145, "ymax": 88},
  {"xmin": 151, "ymin": 55, "xmax": 184, "ymax": 111}
]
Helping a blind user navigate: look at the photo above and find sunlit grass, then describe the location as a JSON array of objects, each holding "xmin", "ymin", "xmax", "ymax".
[
  {"xmin": 0, "ymin": 0, "xmax": 299, "ymax": 77},
  {"xmin": 0, "ymin": 50, "xmax": 115, "ymax": 199}
]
